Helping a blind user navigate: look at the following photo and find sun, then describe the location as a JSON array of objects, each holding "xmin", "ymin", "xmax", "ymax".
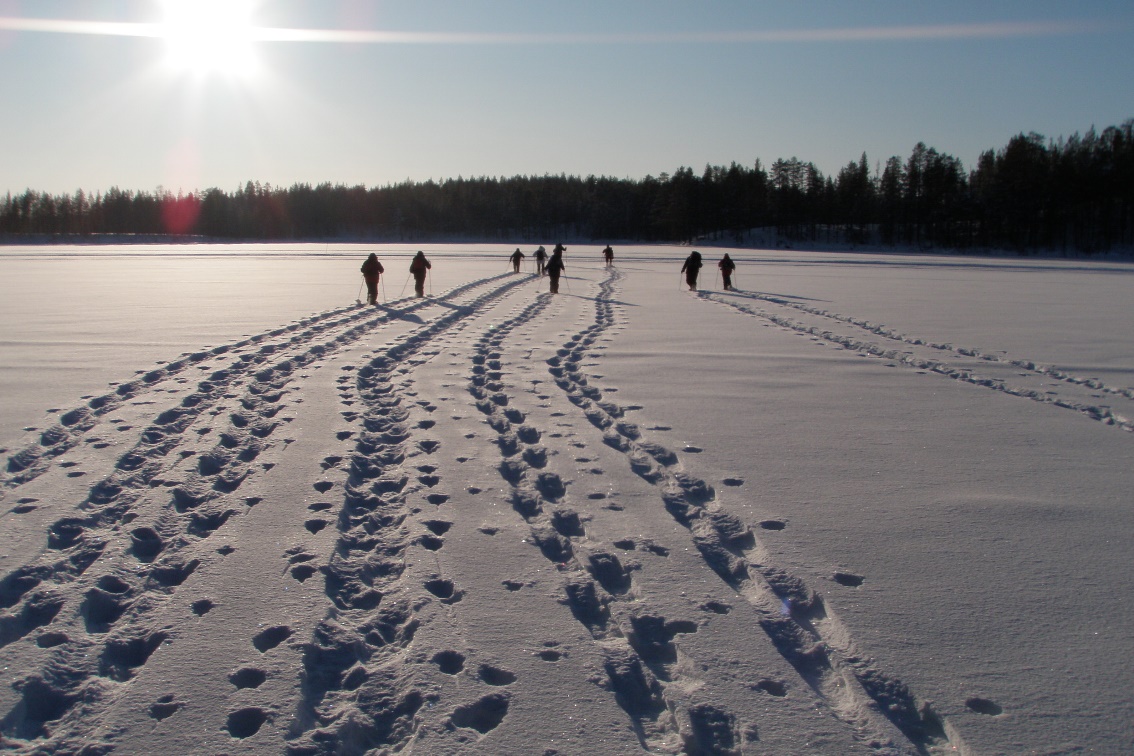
[{"xmin": 159, "ymin": 0, "xmax": 259, "ymax": 78}]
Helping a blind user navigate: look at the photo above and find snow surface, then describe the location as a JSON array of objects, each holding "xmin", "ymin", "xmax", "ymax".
[{"xmin": 0, "ymin": 244, "xmax": 1132, "ymax": 754}]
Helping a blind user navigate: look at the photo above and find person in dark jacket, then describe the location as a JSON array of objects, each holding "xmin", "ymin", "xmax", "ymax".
[
  {"xmin": 718, "ymin": 253, "xmax": 736, "ymax": 291},
  {"xmin": 534, "ymin": 246, "xmax": 547, "ymax": 275},
  {"xmin": 410, "ymin": 251, "xmax": 431, "ymax": 297},
  {"xmin": 510, "ymin": 248, "xmax": 526, "ymax": 273},
  {"xmin": 681, "ymin": 251, "xmax": 703, "ymax": 291},
  {"xmin": 546, "ymin": 248, "xmax": 566, "ymax": 294},
  {"xmin": 361, "ymin": 252, "xmax": 384, "ymax": 305},
  {"xmin": 602, "ymin": 245, "xmax": 614, "ymax": 267}
]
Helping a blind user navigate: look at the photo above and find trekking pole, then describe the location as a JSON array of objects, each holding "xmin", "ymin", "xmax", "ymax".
[
  {"xmin": 382, "ymin": 276, "xmax": 388, "ymax": 303},
  {"xmin": 398, "ymin": 273, "xmax": 412, "ymax": 297},
  {"xmin": 428, "ymin": 269, "xmax": 432, "ymax": 296},
  {"xmin": 357, "ymin": 278, "xmax": 364, "ymax": 303}
]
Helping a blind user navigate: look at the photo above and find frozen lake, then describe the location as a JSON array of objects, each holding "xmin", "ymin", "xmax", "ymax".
[
  {"xmin": 3, "ymin": 243, "xmax": 1132, "ymax": 446},
  {"xmin": 1, "ymin": 243, "xmax": 1132, "ymax": 753}
]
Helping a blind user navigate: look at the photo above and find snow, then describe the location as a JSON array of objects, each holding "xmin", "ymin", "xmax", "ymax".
[{"xmin": 1, "ymin": 243, "xmax": 1132, "ymax": 754}]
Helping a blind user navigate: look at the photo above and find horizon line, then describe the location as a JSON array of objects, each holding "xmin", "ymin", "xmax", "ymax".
[{"xmin": 0, "ymin": 17, "xmax": 1115, "ymax": 45}]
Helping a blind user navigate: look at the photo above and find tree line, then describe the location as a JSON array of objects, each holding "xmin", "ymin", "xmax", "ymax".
[{"xmin": 2, "ymin": 120, "xmax": 1131, "ymax": 255}]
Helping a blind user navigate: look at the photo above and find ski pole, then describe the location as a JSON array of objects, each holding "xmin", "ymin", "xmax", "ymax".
[
  {"xmin": 382, "ymin": 276, "xmax": 388, "ymax": 302},
  {"xmin": 357, "ymin": 278, "xmax": 364, "ymax": 303},
  {"xmin": 428, "ymin": 269, "xmax": 432, "ymax": 296},
  {"xmin": 399, "ymin": 273, "xmax": 412, "ymax": 297}
]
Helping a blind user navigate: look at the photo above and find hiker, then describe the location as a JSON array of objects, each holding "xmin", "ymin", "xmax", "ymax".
[
  {"xmin": 360, "ymin": 252, "xmax": 384, "ymax": 305},
  {"xmin": 546, "ymin": 247, "xmax": 566, "ymax": 294},
  {"xmin": 602, "ymin": 245, "xmax": 614, "ymax": 267},
  {"xmin": 510, "ymin": 248, "xmax": 526, "ymax": 273},
  {"xmin": 718, "ymin": 253, "xmax": 736, "ymax": 290},
  {"xmin": 680, "ymin": 251, "xmax": 703, "ymax": 291},
  {"xmin": 410, "ymin": 251, "xmax": 431, "ymax": 297},
  {"xmin": 534, "ymin": 245, "xmax": 547, "ymax": 275}
]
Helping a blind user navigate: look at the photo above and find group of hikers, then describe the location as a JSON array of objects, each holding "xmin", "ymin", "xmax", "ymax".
[
  {"xmin": 508, "ymin": 243, "xmax": 571, "ymax": 292},
  {"xmin": 360, "ymin": 250, "xmax": 431, "ymax": 305},
  {"xmin": 359, "ymin": 245, "xmax": 738, "ymax": 305},
  {"xmin": 681, "ymin": 250, "xmax": 737, "ymax": 291}
]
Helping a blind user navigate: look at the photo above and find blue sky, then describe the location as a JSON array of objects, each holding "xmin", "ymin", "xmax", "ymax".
[{"xmin": 1, "ymin": 1, "xmax": 1132, "ymax": 196}]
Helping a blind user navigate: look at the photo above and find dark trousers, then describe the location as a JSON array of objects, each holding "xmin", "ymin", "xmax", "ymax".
[{"xmin": 364, "ymin": 275, "xmax": 379, "ymax": 304}]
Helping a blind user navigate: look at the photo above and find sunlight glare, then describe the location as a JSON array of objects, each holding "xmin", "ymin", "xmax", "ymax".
[{"xmin": 160, "ymin": 0, "xmax": 258, "ymax": 78}]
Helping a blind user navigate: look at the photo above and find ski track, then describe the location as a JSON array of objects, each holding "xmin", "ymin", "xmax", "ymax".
[
  {"xmin": 0, "ymin": 266, "xmax": 986, "ymax": 754},
  {"xmin": 700, "ymin": 289, "xmax": 1134, "ymax": 433},
  {"xmin": 0, "ymin": 273, "xmax": 520, "ymax": 754}
]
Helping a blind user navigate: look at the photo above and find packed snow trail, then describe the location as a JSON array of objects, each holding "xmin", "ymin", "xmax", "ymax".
[{"xmin": 700, "ymin": 288, "xmax": 1134, "ymax": 433}]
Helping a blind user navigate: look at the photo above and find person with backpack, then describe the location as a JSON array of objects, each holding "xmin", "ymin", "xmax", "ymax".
[
  {"xmin": 718, "ymin": 253, "xmax": 736, "ymax": 290},
  {"xmin": 546, "ymin": 247, "xmax": 566, "ymax": 294},
  {"xmin": 509, "ymin": 248, "xmax": 526, "ymax": 273},
  {"xmin": 410, "ymin": 251, "xmax": 432, "ymax": 297},
  {"xmin": 534, "ymin": 245, "xmax": 547, "ymax": 275},
  {"xmin": 681, "ymin": 250, "xmax": 703, "ymax": 291},
  {"xmin": 360, "ymin": 252, "xmax": 384, "ymax": 305}
]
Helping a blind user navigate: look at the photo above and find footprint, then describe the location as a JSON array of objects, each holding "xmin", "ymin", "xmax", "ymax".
[
  {"xmin": 683, "ymin": 446, "xmax": 703, "ymax": 454},
  {"xmin": 965, "ymin": 697, "xmax": 1003, "ymax": 716},
  {"xmin": 307, "ymin": 502, "xmax": 333, "ymax": 512},
  {"xmin": 190, "ymin": 599, "xmax": 215, "ymax": 616},
  {"xmin": 291, "ymin": 564, "xmax": 318, "ymax": 582},
  {"xmin": 418, "ymin": 535, "xmax": 444, "ymax": 551},
  {"xmin": 36, "ymin": 631, "xmax": 70, "ymax": 648},
  {"xmin": 502, "ymin": 580, "xmax": 523, "ymax": 591},
  {"xmin": 252, "ymin": 625, "xmax": 292, "ymax": 653},
  {"xmin": 424, "ymin": 520, "xmax": 452, "ymax": 535},
  {"xmin": 759, "ymin": 520, "xmax": 786, "ymax": 531},
  {"xmin": 229, "ymin": 667, "xmax": 268, "ymax": 689},
  {"xmin": 478, "ymin": 664, "xmax": 516, "ymax": 686},
  {"xmin": 700, "ymin": 601, "xmax": 731, "ymax": 615},
  {"xmin": 432, "ymin": 650, "xmax": 465, "ymax": 675},
  {"xmin": 227, "ymin": 707, "xmax": 269, "ymax": 739},
  {"xmin": 149, "ymin": 694, "xmax": 183, "ymax": 721},
  {"xmin": 449, "ymin": 693, "xmax": 509, "ymax": 734},
  {"xmin": 722, "ymin": 478, "xmax": 745, "ymax": 487},
  {"xmin": 833, "ymin": 572, "xmax": 864, "ymax": 587},
  {"xmin": 424, "ymin": 579, "xmax": 461, "ymax": 603},
  {"xmin": 312, "ymin": 481, "xmax": 334, "ymax": 493},
  {"xmin": 753, "ymin": 679, "xmax": 787, "ymax": 697},
  {"xmin": 304, "ymin": 519, "xmax": 329, "ymax": 534},
  {"xmin": 537, "ymin": 649, "xmax": 562, "ymax": 662}
]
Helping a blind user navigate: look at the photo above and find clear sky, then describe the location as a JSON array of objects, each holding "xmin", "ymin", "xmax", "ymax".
[{"xmin": 2, "ymin": 1, "xmax": 1132, "ymax": 197}]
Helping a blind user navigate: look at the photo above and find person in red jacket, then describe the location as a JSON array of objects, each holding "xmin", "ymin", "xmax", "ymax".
[
  {"xmin": 360, "ymin": 252, "xmax": 384, "ymax": 305},
  {"xmin": 410, "ymin": 251, "xmax": 431, "ymax": 297}
]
